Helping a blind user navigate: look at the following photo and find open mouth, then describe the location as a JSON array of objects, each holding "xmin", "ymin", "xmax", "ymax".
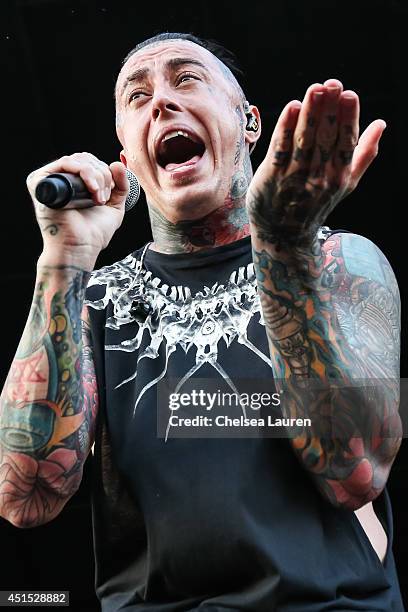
[{"xmin": 156, "ymin": 130, "xmax": 206, "ymax": 171}]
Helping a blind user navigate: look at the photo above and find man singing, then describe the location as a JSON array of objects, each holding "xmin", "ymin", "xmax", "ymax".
[{"xmin": 0, "ymin": 32, "xmax": 404, "ymax": 611}]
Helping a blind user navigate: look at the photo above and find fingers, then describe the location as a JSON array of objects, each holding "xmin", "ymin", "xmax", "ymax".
[
  {"xmin": 108, "ymin": 162, "xmax": 129, "ymax": 209},
  {"xmin": 249, "ymin": 78, "xmax": 384, "ymax": 238},
  {"xmin": 289, "ymin": 83, "xmax": 326, "ymax": 170},
  {"xmin": 350, "ymin": 119, "xmax": 386, "ymax": 188},
  {"xmin": 267, "ymin": 79, "xmax": 377, "ymax": 192},
  {"xmin": 69, "ymin": 153, "xmax": 112, "ymax": 205},
  {"xmin": 26, "ymin": 153, "xmax": 132, "ymax": 214},
  {"xmin": 264, "ymin": 100, "xmax": 302, "ymax": 170},
  {"xmin": 266, "ymin": 81, "xmax": 344, "ymax": 176},
  {"xmin": 332, "ymin": 91, "xmax": 360, "ymax": 171},
  {"xmin": 27, "ymin": 152, "xmax": 113, "ymax": 206},
  {"xmin": 309, "ymin": 80, "xmax": 343, "ymax": 176}
]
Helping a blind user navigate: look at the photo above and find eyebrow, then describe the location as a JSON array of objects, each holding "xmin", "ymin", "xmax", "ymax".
[
  {"xmin": 121, "ymin": 57, "xmax": 209, "ymax": 96},
  {"xmin": 166, "ymin": 57, "xmax": 208, "ymax": 71}
]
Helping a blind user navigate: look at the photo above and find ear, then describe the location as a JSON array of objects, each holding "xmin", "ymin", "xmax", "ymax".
[
  {"xmin": 244, "ymin": 104, "xmax": 261, "ymax": 150},
  {"xmin": 119, "ymin": 150, "xmax": 128, "ymax": 166}
]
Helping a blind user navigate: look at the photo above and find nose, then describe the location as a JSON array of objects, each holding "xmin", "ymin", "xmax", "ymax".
[{"xmin": 151, "ymin": 90, "xmax": 182, "ymax": 121}]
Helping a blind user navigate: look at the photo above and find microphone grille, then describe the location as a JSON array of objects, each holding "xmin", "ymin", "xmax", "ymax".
[{"xmin": 125, "ymin": 169, "xmax": 141, "ymax": 212}]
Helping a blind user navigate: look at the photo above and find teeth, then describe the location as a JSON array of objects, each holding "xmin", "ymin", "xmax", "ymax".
[{"xmin": 162, "ymin": 130, "xmax": 192, "ymax": 143}]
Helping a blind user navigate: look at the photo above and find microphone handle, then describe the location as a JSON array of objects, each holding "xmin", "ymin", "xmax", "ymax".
[
  {"xmin": 35, "ymin": 172, "xmax": 115, "ymax": 209},
  {"xmin": 36, "ymin": 173, "xmax": 105, "ymax": 210},
  {"xmin": 36, "ymin": 170, "xmax": 140, "ymax": 211}
]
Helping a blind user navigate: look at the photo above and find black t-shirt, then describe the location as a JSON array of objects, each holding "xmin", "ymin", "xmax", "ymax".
[{"xmin": 86, "ymin": 235, "xmax": 404, "ymax": 611}]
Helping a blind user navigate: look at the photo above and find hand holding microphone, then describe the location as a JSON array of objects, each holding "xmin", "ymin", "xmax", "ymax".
[
  {"xmin": 26, "ymin": 152, "xmax": 139, "ymax": 270},
  {"xmin": 35, "ymin": 168, "xmax": 140, "ymax": 212}
]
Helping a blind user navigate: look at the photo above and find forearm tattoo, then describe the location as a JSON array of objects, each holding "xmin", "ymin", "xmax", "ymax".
[
  {"xmin": 253, "ymin": 232, "xmax": 401, "ymax": 509},
  {"xmin": 0, "ymin": 266, "xmax": 98, "ymax": 526}
]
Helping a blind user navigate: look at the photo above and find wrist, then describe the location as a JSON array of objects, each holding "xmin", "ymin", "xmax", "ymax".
[
  {"xmin": 38, "ymin": 246, "xmax": 99, "ymax": 272},
  {"xmin": 249, "ymin": 219, "xmax": 322, "ymax": 254}
]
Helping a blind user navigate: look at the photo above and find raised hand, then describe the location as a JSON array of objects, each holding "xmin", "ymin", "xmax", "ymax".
[{"xmin": 246, "ymin": 79, "xmax": 386, "ymax": 248}]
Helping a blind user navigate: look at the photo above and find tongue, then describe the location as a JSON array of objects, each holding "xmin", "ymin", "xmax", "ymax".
[{"xmin": 165, "ymin": 155, "xmax": 201, "ymax": 172}]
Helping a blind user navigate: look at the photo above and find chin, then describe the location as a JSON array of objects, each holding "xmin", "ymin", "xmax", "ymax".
[{"xmin": 157, "ymin": 181, "xmax": 226, "ymax": 223}]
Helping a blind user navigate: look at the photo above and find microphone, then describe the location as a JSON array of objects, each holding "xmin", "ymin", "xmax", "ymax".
[{"xmin": 35, "ymin": 169, "xmax": 140, "ymax": 212}]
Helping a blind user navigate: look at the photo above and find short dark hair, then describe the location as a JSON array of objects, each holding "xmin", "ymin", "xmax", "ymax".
[{"xmin": 120, "ymin": 32, "xmax": 245, "ymax": 94}]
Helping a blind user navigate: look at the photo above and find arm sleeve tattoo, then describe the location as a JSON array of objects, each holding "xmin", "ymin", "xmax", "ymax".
[
  {"xmin": 253, "ymin": 231, "xmax": 402, "ymax": 509},
  {"xmin": 0, "ymin": 266, "xmax": 98, "ymax": 527}
]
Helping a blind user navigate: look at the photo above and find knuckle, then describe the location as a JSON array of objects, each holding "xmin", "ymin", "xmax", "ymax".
[
  {"xmin": 310, "ymin": 176, "xmax": 326, "ymax": 190},
  {"xmin": 72, "ymin": 151, "xmax": 92, "ymax": 163},
  {"xmin": 84, "ymin": 152, "xmax": 104, "ymax": 167},
  {"xmin": 26, "ymin": 171, "xmax": 36, "ymax": 187},
  {"xmin": 275, "ymin": 138, "xmax": 290, "ymax": 151},
  {"xmin": 96, "ymin": 169, "xmax": 107, "ymax": 183},
  {"xmin": 295, "ymin": 134, "xmax": 310, "ymax": 149},
  {"xmin": 26, "ymin": 170, "xmax": 45, "ymax": 194},
  {"xmin": 342, "ymin": 134, "xmax": 358, "ymax": 148},
  {"xmin": 317, "ymin": 129, "xmax": 336, "ymax": 148},
  {"xmin": 82, "ymin": 162, "xmax": 98, "ymax": 174},
  {"xmin": 102, "ymin": 167, "xmax": 112, "ymax": 182}
]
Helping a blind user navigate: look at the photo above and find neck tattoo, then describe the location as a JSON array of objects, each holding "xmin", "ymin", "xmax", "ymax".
[{"xmin": 149, "ymin": 150, "xmax": 254, "ymax": 254}]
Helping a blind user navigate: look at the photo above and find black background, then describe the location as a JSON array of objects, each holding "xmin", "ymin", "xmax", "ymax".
[{"xmin": 1, "ymin": 0, "xmax": 406, "ymax": 609}]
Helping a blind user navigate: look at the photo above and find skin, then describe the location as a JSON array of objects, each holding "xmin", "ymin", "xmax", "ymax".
[
  {"xmin": 0, "ymin": 157, "xmax": 127, "ymax": 527},
  {"xmin": 247, "ymin": 79, "xmax": 401, "ymax": 508},
  {"xmin": 115, "ymin": 40, "xmax": 260, "ymax": 253},
  {"xmin": 0, "ymin": 40, "xmax": 401, "ymax": 529},
  {"xmin": 116, "ymin": 45, "xmax": 402, "ymax": 507},
  {"xmin": 0, "ymin": 266, "xmax": 97, "ymax": 527}
]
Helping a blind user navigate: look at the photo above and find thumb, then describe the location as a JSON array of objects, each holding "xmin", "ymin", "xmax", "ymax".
[
  {"xmin": 108, "ymin": 161, "xmax": 129, "ymax": 208},
  {"xmin": 350, "ymin": 119, "xmax": 386, "ymax": 189}
]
